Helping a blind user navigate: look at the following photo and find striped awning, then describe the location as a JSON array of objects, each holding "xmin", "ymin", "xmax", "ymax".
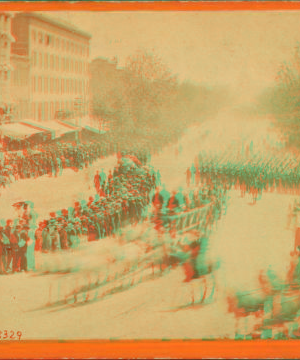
[
  {"xmin": 22, "ymin": 119, "xmax": 80, "ymax": 140},
  {"xmin": 0, "ymin": 122, "xmax": 46, "ymax": 139}
]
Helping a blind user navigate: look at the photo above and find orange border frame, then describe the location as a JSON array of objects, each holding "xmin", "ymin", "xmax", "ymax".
[
  {"xmin": 1, "ymin": 1, "xmax": 300, "ymax": 358},
  {"xmin": 3, "ymin": 1, "xmax": 300, "ymax": 11}
]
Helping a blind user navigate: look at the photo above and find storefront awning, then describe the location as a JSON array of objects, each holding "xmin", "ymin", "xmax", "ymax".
[
  {"xmin": 22, "ymin": 120, "xmax": 80, "ymax": 140},
  {"xmin": 0, "ymin": 122, "xmax": 47, "ymax": 139},
  {"xmin": 83, "ymin": 125, "xmax": 107, "ymax": 135}
]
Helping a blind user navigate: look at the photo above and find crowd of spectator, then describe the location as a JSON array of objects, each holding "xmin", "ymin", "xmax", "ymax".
[
  {"xmin": 0, "ymin": 114, "xmax": 188, "ymax": 192},
  {"xmin": 0, "ymin": 158, "xmax": 156, "ymax": 274},
  {"xmin": 153, "ymin": 182, "xmax": 226, "ymax": 215},
  {"xmin": 0, "ymin": 137, "xmax": 152, "ymax": 190},
  {"xmin": 151, "ymin": 173, "xmax": 228, "ymax": 239}
]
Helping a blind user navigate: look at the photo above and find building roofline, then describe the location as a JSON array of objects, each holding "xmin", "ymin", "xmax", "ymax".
[{"xmin": 15, "ymin": 12, "xmax": 92, "ymax": 40}]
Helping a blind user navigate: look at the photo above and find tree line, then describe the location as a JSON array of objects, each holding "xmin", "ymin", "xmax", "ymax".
[
  {"xmin": 258, "ymin": 44, "xmax": 300, "ymax": 149},
  {"xmin": 89, "ymin": 49, "xmax": 229, "ymax": 149}
]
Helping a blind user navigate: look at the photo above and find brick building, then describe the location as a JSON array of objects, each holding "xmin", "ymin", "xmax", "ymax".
[{"xmin": 10, "ymin": 12, "xmax": 91, "ymax": 122}]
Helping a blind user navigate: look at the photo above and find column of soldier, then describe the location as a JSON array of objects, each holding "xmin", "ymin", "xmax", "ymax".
[{"xmin": 188, "ymin": 150, "xmax": 300, "ymax": 201}]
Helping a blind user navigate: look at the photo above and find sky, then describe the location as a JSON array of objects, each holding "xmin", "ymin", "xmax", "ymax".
[{"xmin": 45, "ymin": 11, "xmax": 300, "ymax": 102}]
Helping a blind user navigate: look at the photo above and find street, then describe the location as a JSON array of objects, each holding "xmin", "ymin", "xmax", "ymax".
[{"xmin": 0, "ymin": 110, "xmax": 295, "ymax": 339}]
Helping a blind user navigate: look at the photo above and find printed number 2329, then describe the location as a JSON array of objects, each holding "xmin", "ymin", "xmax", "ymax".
[{"xmin": 0, "ymin": 330, "xmax": 22, "ymax": 340}]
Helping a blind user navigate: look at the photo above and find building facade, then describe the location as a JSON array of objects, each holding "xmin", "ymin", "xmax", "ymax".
[
  {"xmin": 0, "ymin": 12, "xmax": 14, "ymax": 121},
  {"xmin": 11, "ymin": 12, "xmax": 91, "ymax": 122},
  {"xmin": 11, "ymin": 53, "xmax": 30, "ymax": 121}
]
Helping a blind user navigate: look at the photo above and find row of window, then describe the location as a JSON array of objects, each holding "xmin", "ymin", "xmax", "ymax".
[
  {"xmin": 32, "ymin": 100, "xmax": 88, "ymax": 121},
  {"xmin": 32, "ymin": 51, "xmax": 88, "ymax": 74},
  {"xmin": 32, "ymin": 76, "xmax": 88, "ymax": 95},
  {"xmin": 31, "ymin": 29, "xmax": 89, "ymax": 58}
]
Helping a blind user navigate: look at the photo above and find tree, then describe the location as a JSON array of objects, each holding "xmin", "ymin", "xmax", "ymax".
[
  {"xmin": 257, "ymin": 44, "xmax": 300, "ymax": 148},
  {"xmin": 125, "ymin": 48, "xmax": 177, "ymax": 85},
  {"xmin": 124, "ymin": 49, "xmax": 179, "ymax": 129}
]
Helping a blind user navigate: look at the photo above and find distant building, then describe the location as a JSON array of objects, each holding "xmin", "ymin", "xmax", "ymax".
[
  {"xmin": 10, "ymin": 12, "xmax": 91, "ymax": 122},
  {"xmin": 90, "ymin": 57, "xmax": 128, "ymax": 127}
]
